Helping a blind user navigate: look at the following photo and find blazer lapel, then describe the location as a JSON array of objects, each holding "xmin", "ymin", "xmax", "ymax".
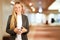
[
  {"xmin": 22, "ymin": 15, "xmax": 25, "ymax": 27},
  {"xmin": 22, "ymin": 15, "xmax": 26, "ymax": 27}
]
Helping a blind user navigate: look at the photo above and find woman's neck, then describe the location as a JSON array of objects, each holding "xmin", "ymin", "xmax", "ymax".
[{"xmin": 17, "ymin": 13, "xmax": 21, "ymax": 15}]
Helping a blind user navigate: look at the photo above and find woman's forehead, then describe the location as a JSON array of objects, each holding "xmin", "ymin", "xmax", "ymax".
[{"xmin": 14, "ymin": 4, "xmax": 21, "ymax": 7}]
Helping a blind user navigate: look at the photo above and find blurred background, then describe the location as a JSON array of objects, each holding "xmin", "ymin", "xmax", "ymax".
[{"xmin": 0, "ymin": 0, "xmax": 60, "ymax": 40}]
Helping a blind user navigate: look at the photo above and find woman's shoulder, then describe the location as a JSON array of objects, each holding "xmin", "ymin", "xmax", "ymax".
[
  {"xmin": 22, "ymin": 14, "xmax": 27, "ymax": 17},
  {"xmin": 9, "ymin": 15, "xmax": 12, "ymax": 17},
  {"xmin": 8, "ymin": 15, "xmax": 12, "ymax": 19}
]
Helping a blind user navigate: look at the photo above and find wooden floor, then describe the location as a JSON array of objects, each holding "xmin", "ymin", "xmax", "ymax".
[
  {"xmin": 27, "ymin": 25, "xmax": 60, "ymax": 40},
  {"xmin": 3, "ymin": 25, "xmax": 60, "ymax": 40}
]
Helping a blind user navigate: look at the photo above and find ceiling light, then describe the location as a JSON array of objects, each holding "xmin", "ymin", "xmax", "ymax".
[
  {"xmin": 31, "ymin": 7, "xmax": 35, "ymax": 12},
  {"xmin": 29, "ymin": 3, "xmax": 32, "ymax": 6},
  {"xmin": 10, "ymin": 1, "xmax": 15, "ymax": 5},
  {"xmin": 39, "ymin": 6, "xmax": 42, "ymax": 13}
]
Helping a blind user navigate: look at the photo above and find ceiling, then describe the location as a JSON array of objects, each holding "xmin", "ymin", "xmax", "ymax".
[{"xmin": 19, "ymin": 0, "xmax": 55, "ymax": 12}]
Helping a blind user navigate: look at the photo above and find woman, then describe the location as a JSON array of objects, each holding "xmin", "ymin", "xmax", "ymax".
[{"xmin": 6, "ymin": 2, "xmax": 29, "ymax": 40}]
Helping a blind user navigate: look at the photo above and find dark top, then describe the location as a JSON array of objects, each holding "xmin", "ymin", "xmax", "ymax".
[
  {"xmin": 6, "ymin": 15, "xmax": 29, "ymax": 40},
  {"xmin": 51, "ymin": 18, "xmax": 55, "ymax": 23}
]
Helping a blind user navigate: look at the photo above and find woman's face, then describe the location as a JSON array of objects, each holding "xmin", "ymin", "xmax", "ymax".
[{"xmin": 14, "ymin": 4, "xmax": 22, "ymax": 14}]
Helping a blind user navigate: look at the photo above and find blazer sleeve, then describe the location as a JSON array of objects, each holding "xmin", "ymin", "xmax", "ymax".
[
  {"xmin": 22, "ymin": 15, "xmax": 29, "ymax": 34},
  {"xmin": 6, "ymin": 15, "xmax": 16, "ymax": 35}
]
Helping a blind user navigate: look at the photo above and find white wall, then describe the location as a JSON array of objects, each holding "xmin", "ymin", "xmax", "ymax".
[
  {"xmin": 48, "ymin": 0, "xmax": 60, "ymax": 11},
  {"xmin": 2, "ymin": 0, "xmax": 12, "ymax": 37},
  {"xmin": 0, "ymin": 0, "xmax": 3, "ymax": 40},
  {"xmin": 0, "ymin": 0, "xmax": 12, "ymax": 40}
]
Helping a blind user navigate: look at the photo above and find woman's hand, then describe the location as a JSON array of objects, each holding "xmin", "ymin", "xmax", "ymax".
[
  {"xmin": 14, "ymin": 28, "xmax": 21, "ymax": 34},
  {"xmin": 14, "ymin": 27, "xmax": 27, "ymax": 34},
  {"xmin": 21, "ymin": 27, "xmax": 27, "ymax": 34}
]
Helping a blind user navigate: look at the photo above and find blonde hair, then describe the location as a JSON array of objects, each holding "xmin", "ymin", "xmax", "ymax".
[{"xmin": 10, "ymin": 2, "xmax": 24, "ymax": 30}]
